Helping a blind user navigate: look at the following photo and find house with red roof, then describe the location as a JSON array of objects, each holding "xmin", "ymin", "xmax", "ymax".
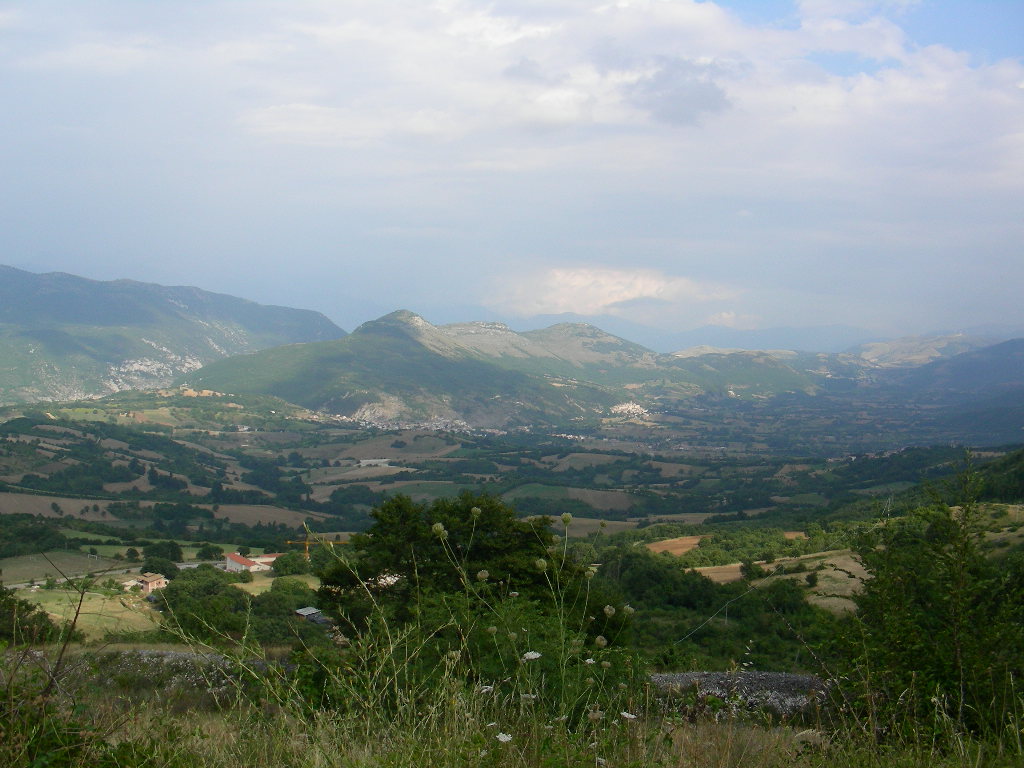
[{"xmin": 224, "ymin": 552, "xmax": 285, "ymax": 573}]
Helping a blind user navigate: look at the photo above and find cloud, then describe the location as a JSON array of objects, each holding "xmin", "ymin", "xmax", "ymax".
[
  {"xmin": 487, "ymin": 267, "xmax": 737, "ymax": 317},
  {"xmin": 705, "ymin": 311, "xmax": 760, "ymax": 329},
  {"xmin": 240, "ymin": 103, "xmax": 464, "ymax": 146},
  {"xmin": 626, "ymin": 57, "xmax": 730, "ymax": 125},
  {"xmin": 0, "ymin": 1, "xmax": 1021, "ymax": 337}
]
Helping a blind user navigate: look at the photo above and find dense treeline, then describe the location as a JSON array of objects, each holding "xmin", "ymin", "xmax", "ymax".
[{"xmin": 0, "ymin": 514, "xmax": 67, "ymax": 558}]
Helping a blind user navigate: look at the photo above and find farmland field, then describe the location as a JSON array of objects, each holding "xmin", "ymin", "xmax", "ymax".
[
  {"xmin": 646, "ymin": 535, "xmax": 706, "ymax": 556},
  {"xmin": 14, "ymin": 587, "xmax": 159, "ymax": 640},
  {"xmin": 0, "ymin": 550, "xmax": 124, "ymax": 584}
]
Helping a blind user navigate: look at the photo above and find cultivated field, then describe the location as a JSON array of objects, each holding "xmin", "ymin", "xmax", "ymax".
[
  {"xmin": 0, "ymin": 550, "xmax": 125, "ymax": 585},
  {"xmin": 646, "ymin": 535, "xmax": 706, "ymax": 556},
  {"xmin": 14, "ymin": 587, "xmax": 160, "ymax": 640}
]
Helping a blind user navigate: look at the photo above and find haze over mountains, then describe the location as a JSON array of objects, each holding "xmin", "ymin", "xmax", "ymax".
[{"xmin": 2, "ymin": 266, "xmax": 1023, "ymax": 447}]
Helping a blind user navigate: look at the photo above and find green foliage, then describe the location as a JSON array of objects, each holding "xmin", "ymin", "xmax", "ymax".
[
  {"xmin": 595, "ymin": 547, "xmax": 837, "ymax": 672},
  {"xmin": 320, "ymin": 492, "xmax": 573, "ymax": 610},
  {"xmin": 143, "ymin": 539, "xmax": 184, "ymax": 562},
  {"xmin": 140, "ymin": 556, "xmax": 179, "ymax": 580},
  {"xmin": 272, "ymin": 551, "xmax": 310, "ymax": 576},
  {"xmin": 195, "ymin": 542, "xmax": 225, "ymax": 560},
  {"xmin": 309, "ymin": 493, "xmax": 639, "ymax": 718},
  {"xmin": 157, "ymin": 565, "xmax": 323, "ymax": 646},
  {"xmin": 0, "ymin": 585, "xmax": 67, "ymax": 643},
  {"xmin": 836, "ymin": 468, "xmax": 1024, "ymax": 739},
  {"xmin": 0, "ymin": 514, "xmax": 66, "ymax": 558}
]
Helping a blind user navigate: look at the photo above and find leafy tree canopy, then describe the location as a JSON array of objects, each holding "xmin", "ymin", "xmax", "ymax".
[{"xmin": 319, "ymin": 493, "xmax": 571, "ymax": 609}]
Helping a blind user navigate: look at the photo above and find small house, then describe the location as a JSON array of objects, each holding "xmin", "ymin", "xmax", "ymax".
[
  {"xmin": 137, "ymin": 572, "xmax": 168, "ymax": 595},
  {"xmin": 224, "ymin": 552, "xmax": 284, "ymax": 573}
]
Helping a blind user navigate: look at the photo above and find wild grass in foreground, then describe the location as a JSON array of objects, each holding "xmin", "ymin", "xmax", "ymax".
[{"xmin": 3, "ymin": 490, "xmax": 1023, "ymax": 767}]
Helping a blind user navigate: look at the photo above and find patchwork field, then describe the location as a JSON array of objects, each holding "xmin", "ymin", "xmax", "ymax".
[
  {"xmin": 0, "ymin": 550, "xmax": 125, "ymax": 584},
  {"xmin": 15, "ymin": 587, "xmax": 160, "ymax": 640},
  {"xmin": 646, "ymin": 535, "xmax": 706, "ymax": 556}
]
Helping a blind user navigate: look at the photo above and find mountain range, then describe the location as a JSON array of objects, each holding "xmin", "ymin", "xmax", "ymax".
[
  {"xmin": 2, "ymin": 266, "xmax": 1022, "ymax": 445},
  {"xmin": 0, "ymin": 265, "xmax": 344, "ymax": 402}
]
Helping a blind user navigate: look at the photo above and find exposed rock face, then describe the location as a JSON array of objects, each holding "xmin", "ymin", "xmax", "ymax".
[
  {"xmin": 650, "ymin": 671, "xmax": 828, "ymax": 716},
  {"xmin": 0, "ymin": 265, "xmax": 346, "ymax": 404}
]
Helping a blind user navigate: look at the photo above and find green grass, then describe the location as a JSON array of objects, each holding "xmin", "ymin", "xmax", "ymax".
[
  {"xmin": 502, "ymin": 483, "xmax": 570, "ymax": 501},
  {"xmin": 15, "ymin": 586, "xmax": 159, "ymax": 640},
  {"xmin": 0, "ymin": 550, "xmax": 123, "ymax": 584}
]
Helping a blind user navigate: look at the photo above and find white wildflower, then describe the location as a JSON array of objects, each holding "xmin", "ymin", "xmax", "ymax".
[
  {"xmin": 496, "ymin": 732, "xmax": 512, "ymax": 743},
  {"xmin": 620, "ymin": 711, "xmax": 637, "ymax": 720},
  {"xmin": 521, "ymin": 650, "xmax": 541, "ymax": 661}
]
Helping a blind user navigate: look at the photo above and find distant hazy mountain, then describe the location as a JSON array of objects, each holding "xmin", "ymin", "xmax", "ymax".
[
  {"xmin": 0, "ymin": 265, "xmax": 345, "ymax": 403},
  {"xmin": 847, "ymin": 334, "xmax": 994, "ymax": 368},
  {"xmin": 513, "ymin": 313, "xmax": 879, "ymax": 353},
  {"xmin": 885, "ymin": 338, "xmax": 1024, "ymax": 398}
]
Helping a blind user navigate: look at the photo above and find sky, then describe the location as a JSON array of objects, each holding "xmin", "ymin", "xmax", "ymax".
[{"xmin": 0, "ymin": 0, "xmax": 1022, "ymax": 350}]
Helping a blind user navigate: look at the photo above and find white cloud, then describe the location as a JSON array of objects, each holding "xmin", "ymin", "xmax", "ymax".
[
  {"xmin": 487, "ymin": 267, "xmax": 736, "ymax": 317},
  {"xmin": 0, "ymin": 0, "xmax": 1021, "ymax": 336},
  {"xmin": 240, "ymin": 103, "xmax": 464, "ymax": 146}
]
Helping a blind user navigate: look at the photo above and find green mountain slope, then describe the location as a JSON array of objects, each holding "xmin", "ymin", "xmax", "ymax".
[
  {"xmin": 184, "ymin": 311, "xmax": 626, "ymax": 428},
  {"xmin": 183, "ymin": 311, "xmax": 853, "ymax": 428},
  {"xmin": 0, "ymin": 266, "xmax": 345, "ymax": 403}
]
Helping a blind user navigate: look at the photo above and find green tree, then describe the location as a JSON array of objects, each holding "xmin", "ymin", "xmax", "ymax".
[
  {"xmin": 140, "ymin": 556, "xmax": 179, "ymax": 580},
  {"xmin": 0, "ymin": 585, "xmax": 66, "ymax": 643},
  {"xmin": 319, "ymin": 493, "xmax": 574, "ymax": 624},
  {"xmin": 839, "ymin": 470, "xmax": 1024, "ymax": 736},
  {"xmin": 272, "ymin": 551, "xmax": 310, "ymax": 576},
  {"xmin": 143, "ymin": 540, "xmax": 183, "ymax": 562},
  {"xmin": 194, "ymin": 543, "xmax": 224, "ymax": 560}
]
